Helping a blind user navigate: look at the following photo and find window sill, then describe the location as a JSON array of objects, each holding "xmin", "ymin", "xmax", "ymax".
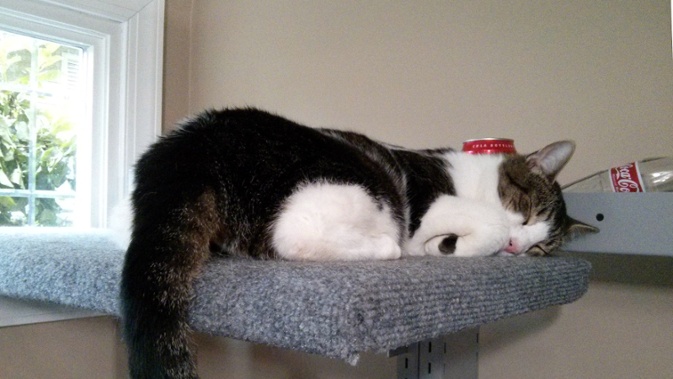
[{"xmin": 0, "ymin": 295, "xmax": 106, "ymax": 328}]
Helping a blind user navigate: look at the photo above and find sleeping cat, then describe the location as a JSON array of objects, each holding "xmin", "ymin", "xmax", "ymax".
[{"xmin": 120, "ymin": 108, "xmax": 595, "ymax": 378}]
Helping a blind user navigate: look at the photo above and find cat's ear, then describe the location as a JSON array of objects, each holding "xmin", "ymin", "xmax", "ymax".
[
  {"xmin": 526, "ymin": 140, "xmax": 575, "ymax": 180},
  {"xmin": 566, "ymin": 217, "xmax": 600, "ymax": 236}
]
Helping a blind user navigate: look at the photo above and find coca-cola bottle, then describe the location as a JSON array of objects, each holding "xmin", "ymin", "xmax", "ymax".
[{"xmin": 563, "ymin": 157, "xmax": 673, "ymax": 192}]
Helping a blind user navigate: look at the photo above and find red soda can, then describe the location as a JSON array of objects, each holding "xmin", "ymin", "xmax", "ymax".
[{"xmin": 462, "ymin": 138, "xmax": 517, "ymax": 155}]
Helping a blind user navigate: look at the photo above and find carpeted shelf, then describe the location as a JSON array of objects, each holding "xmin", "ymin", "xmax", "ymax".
[{"xmin": 0, "ymin": 228, "xmax": 590, "ymax": 363}]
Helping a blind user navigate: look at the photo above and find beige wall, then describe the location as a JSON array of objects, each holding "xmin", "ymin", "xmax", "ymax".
[
  {"xmin": 0, "ymin": 317, "xmax": 127, "ymax": 379},
  {"xmin": 163, "ymin": 1, "xmax": 673, "ymax": 378},
  {"xmin": 166, "ymin": 0, "xmax": 673, "ymax": 184}
]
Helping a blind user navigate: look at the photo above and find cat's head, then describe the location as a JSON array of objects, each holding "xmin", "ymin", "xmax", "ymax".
[{"xmin": 498, "ymin": 141, "xmax": 598, "ymax": 256}]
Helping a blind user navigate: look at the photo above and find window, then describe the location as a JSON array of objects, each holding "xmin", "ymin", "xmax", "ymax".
[
  {"xmin": 0, "ymin": 31, "xmax": 84, "ymax": 226},
  {"xmin": 0, "ymin": 0, "xmax": 164, "ymax": 227}
]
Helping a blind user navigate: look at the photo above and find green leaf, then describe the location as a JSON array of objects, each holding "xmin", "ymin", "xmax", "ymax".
[
  {"xmin": 0, "ymin": 169, "xmax": 13, "ymax": 187},
  {"xmin": 14, "ymin": 122, "xmax": 29, "ymax": 141},
  {"xmin": 36, "ymin": 198, "xmax": 60, "ymax": 226},
  {"xmin": 17, "ymin": 113, "xmax": 29, "ymax": 124},
  {"xmin": 38, "ymin": 208, "xmax": 57, "ymax": 225},
  {"xmin": 2, "ymin": 147, "xmax": 13, "ymax": 161},
  {"xmin": 0, "ymin": 196, "xmax": 17, "ymax": 209},
  {"xmin": 9, "ymin": 167, "xmax": 22, "ymax": 185}
]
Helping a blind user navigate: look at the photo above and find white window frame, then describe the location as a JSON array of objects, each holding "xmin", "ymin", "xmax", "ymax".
[{"xmin": 0, "ymin": 0, "xmax": 164, "ymax": 227}]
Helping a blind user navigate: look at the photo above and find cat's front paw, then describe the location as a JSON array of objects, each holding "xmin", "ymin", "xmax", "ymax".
[
  {"xmin": 404, "ymin": 195, "xmax": 513, "ymax": 257},
  {"xmin": 423, "ymin": 230, "xmax": 508, "ymax": 257},
  {"xmin": 423, "ymin": 234, "xmax": 459, "ymax": 255},
  {"xmin": 452, "ymin": 219, "xmax": 510, "ymax": 257},
  {"xmin": 372, "ymin": 235, "xmax": 403, "ymax": 260}
]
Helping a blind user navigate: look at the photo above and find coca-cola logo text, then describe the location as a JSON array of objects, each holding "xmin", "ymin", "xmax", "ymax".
[{"xmin": 609, "ymin": 163, "xmax": 644, "ymax": 192}]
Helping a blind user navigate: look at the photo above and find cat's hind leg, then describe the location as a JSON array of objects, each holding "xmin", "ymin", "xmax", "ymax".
[{"xmin": 271, "ymin": 182, "xmax": 402, "ymax": 261}]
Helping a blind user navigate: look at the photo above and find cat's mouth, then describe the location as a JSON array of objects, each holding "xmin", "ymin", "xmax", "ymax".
[
  {"xmin": 496, "ymin": 251, "xmax": 517, "ymax": 257},
  {"xmin": 503, "ymin": 237, "xmax": 551, "ymax": 256},
  {"xmin": 498, "ymin": 243, "xmax": 549, "ymax": 257}
]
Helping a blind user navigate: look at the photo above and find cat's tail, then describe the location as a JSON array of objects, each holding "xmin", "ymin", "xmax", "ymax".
[{"xmin": 120, "ymin": 185, "xmax": 220, "ymax": 379}]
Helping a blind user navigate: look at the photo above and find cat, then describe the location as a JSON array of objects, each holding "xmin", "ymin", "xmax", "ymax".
[{"xmin": 120, "ymin": 107, "xmax": 596, "ymax": 378}]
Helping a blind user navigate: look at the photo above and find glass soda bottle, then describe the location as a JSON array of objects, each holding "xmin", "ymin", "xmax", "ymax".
[{"xmin": 563, "ymin": 157, "xmax": 673, "ymax": 193}]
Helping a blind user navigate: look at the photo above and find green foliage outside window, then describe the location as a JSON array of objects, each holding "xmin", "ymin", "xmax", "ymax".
[{"xmin": 0, "ymin": 33, "xmax": 77, "ymax": 226}]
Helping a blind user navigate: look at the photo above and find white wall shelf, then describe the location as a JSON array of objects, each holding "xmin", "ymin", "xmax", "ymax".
[{"xmin": 563, "ymin": 193, "xmax": 673, "ymax": 256}]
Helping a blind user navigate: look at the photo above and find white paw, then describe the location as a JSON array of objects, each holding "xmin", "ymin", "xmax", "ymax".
[
  {"xmin": 452, "ymin": 217, "xmax": 509, "ymax": 257},
  {"xmin": 422, "ymin": 234, "xmax": 457, "ymax": 255},
  {"xmin": 370, "ymin": 234, "xmax": 403, "ymax": 260},
  {"xmin": 406, "ymin": 195, "xmax": 511, "ymax": 257}
]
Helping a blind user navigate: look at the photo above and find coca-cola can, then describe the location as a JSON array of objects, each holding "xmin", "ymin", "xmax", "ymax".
[{"xmin": 462, "ymin": 138, "xmax": 517, "ymax": 155}]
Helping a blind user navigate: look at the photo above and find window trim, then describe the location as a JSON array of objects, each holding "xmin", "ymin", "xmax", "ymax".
[{"xmin": 0, "ymin": 0, "xmax": 164, "ymax": 227}]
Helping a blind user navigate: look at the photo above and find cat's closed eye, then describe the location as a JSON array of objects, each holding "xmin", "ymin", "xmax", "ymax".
[
  {"xmin": 527, "ymin": 244, "xmax": 549, "ymax": 256},
  {"xmin": 522, "ymin": 202, "xmax": 534, "ymax": 225}
]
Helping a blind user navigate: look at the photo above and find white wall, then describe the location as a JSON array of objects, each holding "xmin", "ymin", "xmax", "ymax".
[{"xmin": 163, "ymin": 1, "xmax": 673, "ymax": 378}]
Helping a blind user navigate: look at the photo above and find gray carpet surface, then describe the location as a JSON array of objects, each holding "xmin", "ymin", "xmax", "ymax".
[{"xmin": 0, "ymin": 228, "xmax": 590, "ymax": 362}]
